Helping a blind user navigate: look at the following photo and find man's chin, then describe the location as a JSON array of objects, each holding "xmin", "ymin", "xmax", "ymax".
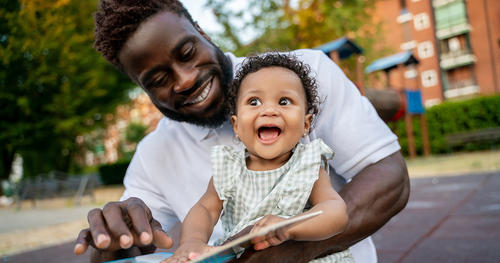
[
  {"xmin": 159, "ymin": 106, "xmax": 228, "ymax": 128},
  {"xmin": 182, "ymin": 111, "xmax": 228, "ymax": 128}
]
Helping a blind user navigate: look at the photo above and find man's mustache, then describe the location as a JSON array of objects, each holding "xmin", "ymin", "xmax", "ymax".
[{"xmin": 173, "ymin": 67, "xmax": 220, "ymax": 107}]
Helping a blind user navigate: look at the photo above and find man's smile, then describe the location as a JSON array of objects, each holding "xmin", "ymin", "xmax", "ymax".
[{"xmin": 184, "ymin": 76, "xmax": 213, "ymax": 106}]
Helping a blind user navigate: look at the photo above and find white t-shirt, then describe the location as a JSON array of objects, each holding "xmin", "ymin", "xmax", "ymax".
[{"xmin": 121, "ymin": 49, "xmax": 400, "ymax": 263}]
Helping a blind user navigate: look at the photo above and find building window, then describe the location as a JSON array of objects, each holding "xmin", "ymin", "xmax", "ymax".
[
  {"xmin": 448, "ymin": 37, "xmax": 461, "ymax": 52},
  {"xmin": 418, "ymin": 41, "xmax": 434, "ymax": 59},
  {"xmin": 434, "ymin": 0, "xmax": 467, "ymax": 31},
  {"xmin": 401, "ymin": 40, "xmax": 417, "ymax": 50},
  {"xmin": 405, "ymin": 69, "xmax": 418, "ymax": 79},
  {"xmin": 424, "ymin": 98, "xmax": 441, "ymax": 107},
  {"xmin": 421, "ymin": 70, "xmax": 438, "ymax": 88},
  {"xmin": 414, "ymin": 13, "xmax": 430, "ymax": 31}
]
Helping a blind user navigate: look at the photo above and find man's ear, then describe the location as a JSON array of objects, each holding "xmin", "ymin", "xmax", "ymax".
[
  {"xmin": 231, "ymin": 115, "xmax": 238, "ymax": 134},
  {"xmin": 194, "ymin": 22, "xmax": 212, "ymax": 41},
  {"xmin": 304, "ymin": 114, "xmax": 313, "ymax": 134}
]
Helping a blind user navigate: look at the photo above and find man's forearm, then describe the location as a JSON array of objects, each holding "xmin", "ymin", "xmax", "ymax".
[{"xmin": 303, "ymin": 151, "xmax": 410, "ymax": 258}]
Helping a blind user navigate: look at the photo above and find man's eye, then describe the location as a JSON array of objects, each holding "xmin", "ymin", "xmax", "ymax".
[
  {"xmin": 279, "ymin": 98, "xmax": 291, "ymax": 106},
  {"xmin": 180, "ymin": 43, "xmax": 195, "ymax": 61},
  {"xmin": 249, "ymin": 98, "xmax": 262, "ymax": 106},
  {"xmin": 149, "ymin": 74, "xmax": 168, "ymax": 88}
]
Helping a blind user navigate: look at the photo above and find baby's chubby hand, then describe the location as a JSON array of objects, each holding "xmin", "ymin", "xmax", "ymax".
[
  {"xmin": 161, "ymin": 240, "xmax": 214, "ymax": 263},
  {"xmin": 250, "ymin": 215, "xmax": 291, "ymax": 250}
]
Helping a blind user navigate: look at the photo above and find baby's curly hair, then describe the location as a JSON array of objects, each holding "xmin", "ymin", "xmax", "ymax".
[
  {"xmin": 228, "ymin": 53, "xmax": 320, "ymax": 117},
  {"xmin": 94, "ymin": 0, "xmax": 195, "ymax": 71}
]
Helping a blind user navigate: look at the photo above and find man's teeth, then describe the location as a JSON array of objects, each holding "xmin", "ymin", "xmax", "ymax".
[{"xmin": 186, "ymin": 79, "xmax": 212, "ymax": 105}]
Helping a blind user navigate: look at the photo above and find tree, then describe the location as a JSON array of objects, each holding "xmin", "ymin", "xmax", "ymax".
[
  {"xmin": 122, "ymin": 122, "xmax": 148, "ymax": 160},
  {"xmin": 0, "ymin": 0, "xmax": 133, "ymax": 187},
  {"xmin": 205, "ymin": 0, "xmax": 384, "ymax": 79}
]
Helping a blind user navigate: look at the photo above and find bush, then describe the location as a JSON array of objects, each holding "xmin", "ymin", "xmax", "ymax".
[
  {"xmin": 392, "ymin": 95, "xmax": 500, "ymax": 155},
  {"xmin": 98, "ymin": 159, "xmax": 130, "ymax": 185}
]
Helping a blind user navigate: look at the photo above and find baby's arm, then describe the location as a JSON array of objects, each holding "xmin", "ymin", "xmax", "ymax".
[
  {"xmin": 251, "ymin": 168, "xmax": 348, "ymax": 250},
  {"xmin": 163, "ymin": 178, "xmax": 223, "ymax": 262}
]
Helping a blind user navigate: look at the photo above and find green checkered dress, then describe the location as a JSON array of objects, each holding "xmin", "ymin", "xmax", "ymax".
[{"xmin": 211, "ymin": 139, "xmax": 354, "ymax": 263}]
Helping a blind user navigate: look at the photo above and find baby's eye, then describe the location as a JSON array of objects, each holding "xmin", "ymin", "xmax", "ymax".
[
  {"xmin": 279, "ymin": 98, "xmax": 291, "ymax": 106},
  {"xmin": 249, "ymin": 98, "xmax": 262, "ymax": 106}
]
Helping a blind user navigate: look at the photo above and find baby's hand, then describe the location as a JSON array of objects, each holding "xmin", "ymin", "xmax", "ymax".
[
  {"xmin": 161, "ymin": 240, "xmax": 213, "ymax": 263},
  {"xmin": 250, "ymin": 215, "xmax": 290, "ymax": 250}
]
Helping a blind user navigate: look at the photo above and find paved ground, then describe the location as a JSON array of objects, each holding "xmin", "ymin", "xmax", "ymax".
[
  {"xmin": 0, "ymin": 206, "xmax": 93, "ymax": 234},
  {"xmin": 374, "ymin": 171, "xmax": 500, "ymax": 263},
  {"xmin": 1, "ymin": 171, "xmax": 499, "ymax": 262}
]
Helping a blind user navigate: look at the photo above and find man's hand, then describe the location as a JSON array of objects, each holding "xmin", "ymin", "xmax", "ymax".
[
  {"xmin": 236, "ymin": 240, "xmax": 308, "ymax": 263},
  {"xmin": 250, "ymin": 215, "xmax": 290, "ymax": 250},
  {"xmin": 73, "ymin": 197, "xmax": 173, "ymax": 262}
]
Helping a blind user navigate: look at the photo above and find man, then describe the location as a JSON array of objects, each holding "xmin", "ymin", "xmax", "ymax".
[{"xmin": 74, "ymin": 0, "xmax": 410, "ymax": 262}]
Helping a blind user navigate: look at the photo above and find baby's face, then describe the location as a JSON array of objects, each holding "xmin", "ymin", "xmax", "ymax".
[{"xmin": 232, "ymin": 67, "xmax": 312, "ymax": 165}]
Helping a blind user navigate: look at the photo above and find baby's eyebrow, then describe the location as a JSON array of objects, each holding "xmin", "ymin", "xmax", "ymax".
[{"xmin": 239, "ymin": 89, "xmax": 263, "ymax": 97}]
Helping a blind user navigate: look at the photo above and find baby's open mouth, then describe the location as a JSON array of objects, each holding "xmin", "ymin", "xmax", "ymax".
[{"xmin": 258, "ymin": 126, "xmax": 281, "ymax": 141}]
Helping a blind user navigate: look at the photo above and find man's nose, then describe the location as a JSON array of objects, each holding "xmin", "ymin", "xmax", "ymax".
[{"xmin": 173, "ymin": 65, "xmax": 198, "ymax": 93}]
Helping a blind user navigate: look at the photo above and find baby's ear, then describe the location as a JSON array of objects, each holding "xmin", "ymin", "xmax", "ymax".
[
  {"xmin": 304, "ymin": 114, "xmax": 313, "ymax": 134},
  {"xmin": 231, "ymin": 115, "xmax": 238, "ymax": 134}
]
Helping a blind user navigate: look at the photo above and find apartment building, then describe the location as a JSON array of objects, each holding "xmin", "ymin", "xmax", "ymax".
[{"xmin": 371, "ymin": 0, "xmax": 500, "ymax": 107}]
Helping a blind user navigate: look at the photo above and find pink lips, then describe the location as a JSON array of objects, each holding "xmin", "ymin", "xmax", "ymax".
[{"xmin": 258, "ymin": 126, "xmax": 281, "ymax": 144}]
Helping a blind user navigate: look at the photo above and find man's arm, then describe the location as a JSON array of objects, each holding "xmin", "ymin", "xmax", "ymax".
[{"xmin": 236, "ymin": 151, "xmax": 410, "ymax": 262}]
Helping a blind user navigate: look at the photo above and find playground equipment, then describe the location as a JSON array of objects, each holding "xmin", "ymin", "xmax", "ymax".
[
  {"xmin": 316, "ymin": 37, "xmax": 403, "ymax": 122},
  {"xmin": 366, "ymin": 51, "xmax": 431, "ymax": 158},
  {"xmin": 317, "ymin": 38, "xmax": 430, "ymax": 157}
]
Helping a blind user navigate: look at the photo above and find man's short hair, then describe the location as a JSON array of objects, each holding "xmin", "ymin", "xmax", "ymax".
[{"xmin": 94, "ymin": 0, "xmax": 195, "ymax": 70}]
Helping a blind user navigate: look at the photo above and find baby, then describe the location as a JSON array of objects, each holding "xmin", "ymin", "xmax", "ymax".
[{"xmin": 164, "ymin": 53, "xmax": 353, "ymax": 263}]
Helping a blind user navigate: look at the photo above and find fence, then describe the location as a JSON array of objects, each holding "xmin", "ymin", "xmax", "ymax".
[{"xmin": 14, "ymin": 171, "xmax": 100, "ymax": 209}]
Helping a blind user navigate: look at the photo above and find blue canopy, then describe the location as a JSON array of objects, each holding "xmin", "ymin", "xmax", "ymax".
[
  {"xmin": 365, "ymin": 51, "xmax": 419, "ymax": 73},
  {"xmin": 315, "ymin": 37, "xmax": 363, "ymax": 60}
]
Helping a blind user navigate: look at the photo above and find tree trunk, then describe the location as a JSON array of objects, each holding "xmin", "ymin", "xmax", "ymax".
[{"xmin": 1, "ymin": 145, "xmax": 16, "ymax": 196}]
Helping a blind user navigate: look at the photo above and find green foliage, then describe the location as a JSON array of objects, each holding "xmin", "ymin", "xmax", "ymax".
[
  {"xmin": 0, "ymin": 0, "xmax": 133, "ymax": 179},
  {"xmin": 393, "ymin": 95, "xmax": 500, "ymax": 155},
  {"xmin": 98, "ymin": 160, "xmax": 130, "ymax": 185},
  {"xmin": 125, "ymin": 122, "xmax": 148, "ymax": 145},
  {"xmin": 119, "ymin": 122, "xmax": 149, "ymax": 160},
  {"xmin": 205, "ymin": 0, "xmax": 381, "ymax": 59},
  {"xmin": 204, "ymin": 0, "xmax": 384, "ymax": 86}
]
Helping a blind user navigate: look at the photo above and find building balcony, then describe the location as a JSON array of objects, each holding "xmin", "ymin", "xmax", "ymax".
[
  {"xmin": 444, "ymin": 79, "xmax": 479, "ymax": 98},
  {"xmin": 436, "ymin": 23, "xmax": 471, "ymax": 40},
  {"xmin": 433, "ymin": 0, "xmax": 460, "ymax": 8},
  {"xmin": 440, "ymin": 50, "xmax": 476, "ymax": 70}
]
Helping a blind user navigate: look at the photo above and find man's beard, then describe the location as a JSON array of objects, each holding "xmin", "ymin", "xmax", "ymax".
[{"xmin": 157, "ymin": 46, "xmax": 233, "ymax": 128}]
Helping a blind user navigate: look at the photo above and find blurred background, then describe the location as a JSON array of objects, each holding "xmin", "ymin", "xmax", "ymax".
[{"xmin": 1, "ymin": 0, "xmax": 499, "ymax": 262}]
